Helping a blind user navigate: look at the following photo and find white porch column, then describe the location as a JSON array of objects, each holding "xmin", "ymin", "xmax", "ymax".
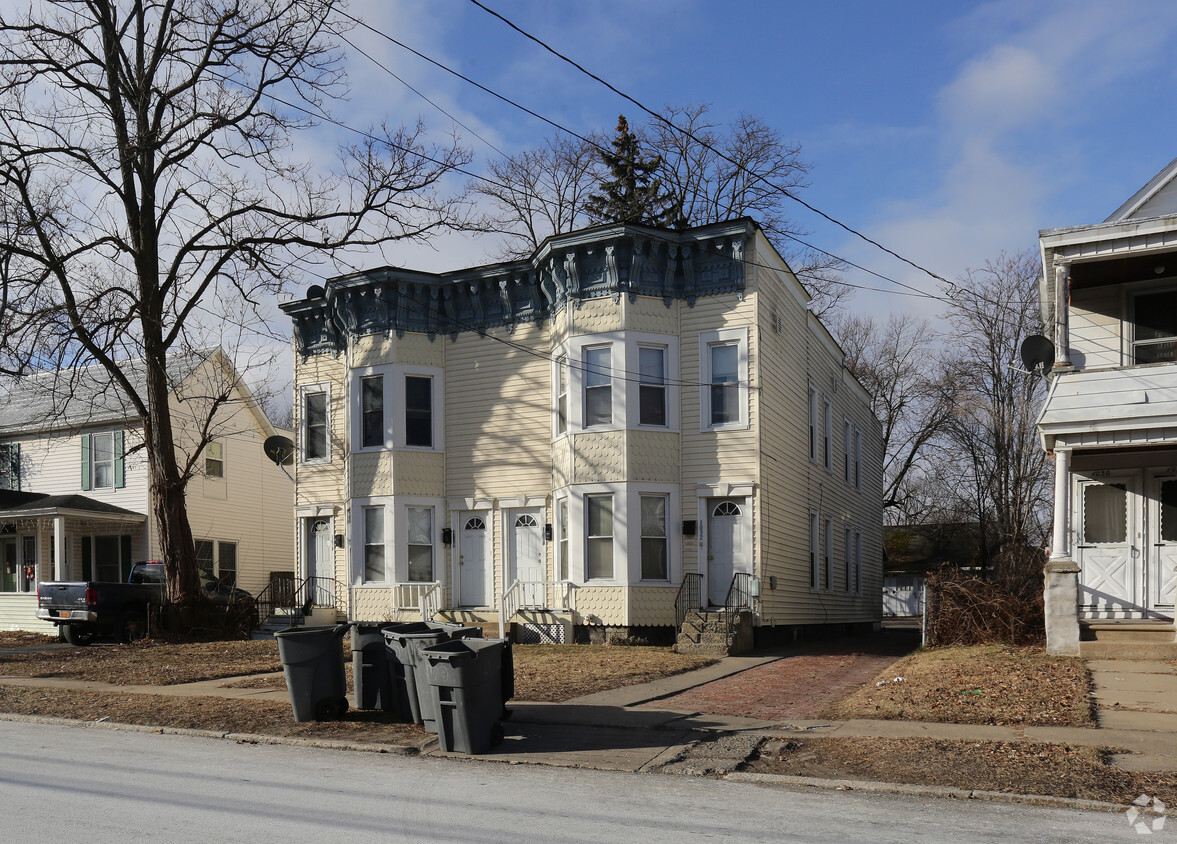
[
  {"xmin": 53, "ymin": 515, "xmax": 65, "ymax": 580},
  {"xmin": 1050, "ymin": 448, "xmax": 1071, "ymax": 561},
  {"xmin": 1053, "ymin": 263, "xmax": 1072, "ymax": 371}
]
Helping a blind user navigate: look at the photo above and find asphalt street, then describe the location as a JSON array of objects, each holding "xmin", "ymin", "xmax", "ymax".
[{"xmin": 0, "ymin": 721, "xmax": 1147, "ymax": 843}]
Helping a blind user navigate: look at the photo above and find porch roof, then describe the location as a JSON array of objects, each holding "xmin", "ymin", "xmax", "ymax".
[
  {"xmin": 1039, "ymin": 364, "xmax": 1177, "ymax": 450},
  {"xmin": 0, "ymin": 490, "xmax": 145, "ymax": 522}
]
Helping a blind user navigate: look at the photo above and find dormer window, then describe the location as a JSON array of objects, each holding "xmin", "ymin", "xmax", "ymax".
[{"xmin": 1133, "ymin": 290, "xmax": 1177, "ymax": 364}]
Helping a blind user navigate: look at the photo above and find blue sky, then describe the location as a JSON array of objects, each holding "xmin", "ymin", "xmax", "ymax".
[{"xmin": 305, "ymin": 0, "xmax": 1177, "ymax": 323}]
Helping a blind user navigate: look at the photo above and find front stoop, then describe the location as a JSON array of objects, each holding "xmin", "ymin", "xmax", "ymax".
[
  {"xmin": 674, "ymin": 610, "xmax": 753, "ymax": 656},
  {"xmin": 1079, "ymin": 620, "xmax": 1177, "ymax": 659}
]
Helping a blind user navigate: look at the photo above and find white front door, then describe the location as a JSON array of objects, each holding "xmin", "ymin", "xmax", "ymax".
[
  {"xmin": 305, "ymin": 517, "xmax": 332, "ymax": 581},
  {"xmin": 1077, "ymin": 476, "xmax": 1137, "ymax": 616},
  {"xmin": 509, "ymin": 508, "xmax": 545, "ymax": 606},
  {"xmin": 707, "ymin": 498, "xmax": 749, "ymax": 607},
  {"xmin": 458, "ymin": 511, "xmax": 489, "ymax": 607},
  {"xmin": 1149, "ymin": 475, "xmax": 1177, "ymax": 612}
]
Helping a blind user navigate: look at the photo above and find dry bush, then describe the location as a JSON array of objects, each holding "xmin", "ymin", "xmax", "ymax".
[{"xmin": 924, "ymin": 546, "xmax": 1045, "ymax": 647}]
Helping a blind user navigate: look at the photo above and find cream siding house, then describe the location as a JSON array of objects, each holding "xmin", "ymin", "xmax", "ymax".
[
  {"xmin": 0, "ymin": 348, "xmax": 294, "ymax": 632},
  {"xmin": 1038, "ymin": 157, "xmax": 1177, "ymax": 654},
  {"xmin": 281, "ymin": 219, "xmax": 883, "ymax": 644}
]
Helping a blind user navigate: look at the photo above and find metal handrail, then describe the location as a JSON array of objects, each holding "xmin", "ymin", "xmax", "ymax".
[
  {"xmin": 674, "ymin": 573, "xmax": 703, "ymax": 632},
  {"xmin": 256, "ymin": 576, "xmax": 342, "ymax": 630},
  {"xmin": 723, "ymin": 572, "xmax": 755, "ymax": 644},
  {"xmin": 499, "ymin": 579, "xmax": 578, "ymax": 638}
]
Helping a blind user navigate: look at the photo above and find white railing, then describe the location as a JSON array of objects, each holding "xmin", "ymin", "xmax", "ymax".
[
  {"xmin": 499, "ymin": 579, "xmax": 578, "ymax": 639},
  {"xmin": 391, "ymin": 582, "xmax": 441, "ymax": 620}
]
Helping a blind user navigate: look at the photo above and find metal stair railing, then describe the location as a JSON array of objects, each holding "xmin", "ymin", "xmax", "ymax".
[
  {"xmin": 674, "ymin": 573, "xmax": 703, "ymax": 634},
  {"xmin": 419, "ymin": 581, "xmax": 443, "ymax": 622},
  {"xmin": 722, "ymin": 572, "xmax": 756, "ymax": 646}
]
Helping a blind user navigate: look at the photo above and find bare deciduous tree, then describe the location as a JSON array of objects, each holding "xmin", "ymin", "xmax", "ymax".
[
  {"xmin": 836, "ymin": 312, "xmax": 956, "ymax": 523},
  {"xmin": 0, "ymin": 0, "xmax": 470, "ymax": 605}
]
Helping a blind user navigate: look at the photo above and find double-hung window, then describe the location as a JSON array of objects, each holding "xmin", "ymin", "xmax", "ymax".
[
  {"xmin": 303, "ymin": 389, "xmax": 328, "ymax": 461},
  {"xmin": 823, "ymin": 400, "xmax": 833, "ymax": 470},
  {"xmin": 638, "ymin": 346, "xmax": 667, "ymax": 426},
  {"xmin": 204, "ymin": 441, "xmax": 224, "ymax": 479},
  {"xmin": 557, "ymin": 498, "xmax": 569, "ymax": 580},
  {"xmin": 1133, "ymin": 290, "xmax": 1177, "ymax": 363},
  {"xmin": 808, "ymin": 385, "xmax": 818, "ymax": 462},
  {"xmin": 823, "ymin": 518, "xmax": 832, "ymax": 590},
  {"xmin": 854, "ymin": 531, "xmax": 863, "ymax": 594},
  {"xmin": 404, "ymin": 376, "xmax": 433, "ymax": 448},
  {"xmin": 406, "ymin": 506, "xmax": 434, "ymax": 581},
  {"xmin": 0, "ymin": 443, "xmax": 19, "ymax": 491},
  {"xmin": 809, "ymin": 511, "xmax": 819, "ymax": 589},
  {"xmin": 709, "ymin": 343, "xmax": 739, "ymax": 426},
  {"xmin": 640, "ymin": 494, "xmax": 668, "ymax": 580},
  {"xmin": 700, "ymin": 327, "xmax": 748, "ymax": 430},
  {"xmin": 854, "ymin": 429, "xmax": 863, "ymax": 491},
  {"xmin": 82, "ymin": 431, "xmax": 125, "ymax": 490},
  {"xmin": 583, "ymin": 346, "xmax": 612, "ymax": 427},
  {"xmin": 585, "ymin": 494, "xmax": 614, "ymax": 579},
  {"xmin": 555, "ymin": 356, "xmax": 568, "ymax": 436},
  {"xmin": 844, "ymin": 527, "xmax": 854, "ymax": 594},
  {"xmin": 218, "ymin": 542, "xmax": 238, "ymax": 586},
  {"xmin": 843, "ymin": 417, "xmax": 853, "ymax": 484},
  {"xmin": 363, "ymin": 506, "xmax": 386, "ymax": 582},
  {"xmin": 360, "ymin": 375, "xmax": 384, "ymax": 448}
]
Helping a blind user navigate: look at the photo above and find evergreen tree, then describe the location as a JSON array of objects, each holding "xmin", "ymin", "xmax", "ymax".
[{"xmin": 585, "ymin": 115, "xmax": 680, "ymax": 226}]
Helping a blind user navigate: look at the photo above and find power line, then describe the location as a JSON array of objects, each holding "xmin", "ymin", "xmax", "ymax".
[{"xmin": 466, "ymin": 0, "xmax": 953, "ymax": 287}]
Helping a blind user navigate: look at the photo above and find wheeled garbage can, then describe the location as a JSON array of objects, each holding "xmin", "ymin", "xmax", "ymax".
[
  {"xmin": 274, "ymin": 624, "xmax": 349, "ymax": 722},
  {"xmin": 382, "ymin": 621, "xmax": 482, "ymax": 731},
  {"xmin": 420, "ymin": 637, "xmax": 509, "ymax": 754},
  {"xmin": 350, "ymin": 622, "xmax": 400, "ymax": 713}
]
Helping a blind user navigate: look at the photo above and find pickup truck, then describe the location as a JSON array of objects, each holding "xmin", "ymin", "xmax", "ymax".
[{"xmin": 36, "ymin": 562, "xmax": 253, "ymax": 645}]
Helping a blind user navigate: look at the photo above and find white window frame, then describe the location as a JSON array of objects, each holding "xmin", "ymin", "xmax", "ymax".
[
  {"xmin": 700, "ymin": 327, "xmax": 749, "ymax": 431},
  {"xmin": 854, "ymin": 428, "xmax": 863, "ymax": 492},
  {"xmin": 217, "ymin": 540, "xmax": 238, "ymax": 587},
  {"xmin": 807, "ymin": 384, "xmax": 818, "ymax": 462},
  {"xmin": 636, "ymin": 490, "xmax": 678, "ymax": 583},
  {"xmin": 809, "ymin": 510, "xmax": 819, "ymax": 589},
  {"xmin": 91, "ymin": 431, "xmax": 116, "ymax": 489},
  {"xmin": 561, "ymin": 332, "xmax": 680, "ymax": 435},
  {"xmin": 401, "ymin": 501, "xmax": 437, "ymax": 583},
  {"xmin": 582, "ymin": 344, "xmax": 614, "ymax": 429},
  {"xmin": 553, "ymin": 355, "xmax": 569, "ymax": 438},
  {"xmin": 854, "ymin": 531, "xmax": 863, "ymax": 595},
  {"xmin": 556, "ymin": 496, "xmax": 570, "ymax": 580},
  {"xmin": 350, "ymin": 366, "xmax": 392, "ymax": 452},
  {"xmin": 204, "ymin": 440, "xmax": 224, "ymax": 479},
  {"xmin": 636, "ymin": 344, "xmax": 669, "ymax": 429},
  {"xmin": 843, "ymin": 416, "xmax": 853, "ymax": 484},
  {"xmin": 300, "ymin": 383, "xmax": 331, "ymax": 464},
  {"xmin": 584, "ymin": 492, "xmax": 614, "ymax": 581},
  {"xmin": 355, "ymin": 501, "xmax": 389, "ymax": 584},
  {"xmin": 823, "ymin": 399, "xmax": 833, "ymax": 471},
  {"xmin": 844, "ymin": 526, "xmax": 854, "ymax": 594},
  {"xmin": 823, "ymin": 517, "xmax": 832, "ymax": 591}
]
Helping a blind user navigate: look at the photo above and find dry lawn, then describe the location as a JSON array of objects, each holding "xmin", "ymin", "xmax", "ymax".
[
  {"xmin": 0, "ymin": 631, "xmax": 57, "ymax": 648},
  {"xmin": 823, "ymin": 645, "xmax": 1094, "ymax": 727},
  {"xmin": 0, "ymin": 639, "xmax": 283, "ymax": 685},
  {"xmin": 512, "ymin": 644, "xmax": 716, "ymax": 701},
  {"xmin": 0, "ymin": 685, "xmax": 428, "ymax": 747},
  {"xmin": 751, "ymin": 736, "xmax": 1177, "ymax": 805}
]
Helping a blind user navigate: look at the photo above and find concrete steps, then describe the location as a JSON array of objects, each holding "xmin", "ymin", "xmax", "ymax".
[
  {"xmin": 674, "ymin": 610, "xmax": 753, "ymax": 656},
  {"xmin": 1078, "ymin": 619, "xmax": 1177, "ymax": 659}
]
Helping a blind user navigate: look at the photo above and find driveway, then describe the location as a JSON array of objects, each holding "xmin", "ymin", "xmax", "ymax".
[{"xmin": 641, "ymin": 630, "xmax": 917, "ymax": 720}]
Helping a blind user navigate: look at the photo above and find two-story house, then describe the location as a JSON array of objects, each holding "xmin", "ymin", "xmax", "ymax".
[
  {"xmin": 280, "ymin": 218, "xmax": 883, "ymax": 647},
  {"xmin": 0, "ymin": 347, "xmax": 294, "ymax": 633},
  {"xmin": 1039, "ymin": 157, "xmax": 1177, "ymax": 654}
]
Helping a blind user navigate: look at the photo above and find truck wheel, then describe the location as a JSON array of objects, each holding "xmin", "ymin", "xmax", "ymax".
[
  {"xmin": 119, "ymin": 614, "xmax": 147, "ymax": 644},
  {"xmin": 61, "ymin": 623, "xmax": 95, "ymax": 647}
]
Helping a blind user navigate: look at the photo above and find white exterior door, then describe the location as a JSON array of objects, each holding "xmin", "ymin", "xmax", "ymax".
[
  {"xmin": 707, "ymin": 498, "xmax": 749, "ymax": 607},
  {"xmin": 509, "ymin": 509, "xmax": 545, "ymax": 606},
  {"xmin": 457, "ymin": 511, "xmax": 489, "ymax": 607},
  {"xmin": 1149, "ymin": 475, "xmax": 1177, "ymax": 612},
  {"xmin": 304, "ymin": 517, "xmax": 332, "ymax": 581},
  {"xmin": 1077, "ymin": 476, "xmax": 1137, "ymax": 615}
]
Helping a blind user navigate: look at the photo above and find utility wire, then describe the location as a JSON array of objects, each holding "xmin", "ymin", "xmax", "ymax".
[{"xmin": 466, "ymin": 0, "xmax": 953, "ymax": 287}]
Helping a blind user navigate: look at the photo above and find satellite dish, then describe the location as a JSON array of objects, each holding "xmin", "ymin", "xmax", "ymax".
[
  {"xmin": 263, "ymin": 435, "xmax": 295, "ymax": 466},
  {"xmin": 1020, "ymin": 335, "xmax": 1055, "ymax": 375},
  {"xmin": 306, "ymin": 285, "xmax": 326, "ymax": 300}
]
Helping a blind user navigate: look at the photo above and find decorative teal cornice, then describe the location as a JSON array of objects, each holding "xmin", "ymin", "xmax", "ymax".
[{"xmin": 280, "ymin": 219, "xmax": 754, "ymax": 356}]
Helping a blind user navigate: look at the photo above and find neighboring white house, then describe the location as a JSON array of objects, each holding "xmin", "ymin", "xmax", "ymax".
[
  {"xmin": 1038, "ymin": 157, "xmax": 1177, "ymax": 654},
  {"xmin": 0, "ymin": 348, "xmax": 294, "ymax": 632},
  {"xmin": 279, "ymin": 218, "xmax": 884, "ymax": 645}
]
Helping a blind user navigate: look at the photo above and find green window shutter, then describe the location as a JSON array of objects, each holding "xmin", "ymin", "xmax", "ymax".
[
  {"xmin": 12, "ymin": 443, "xmax": 19, "ymax": 491},
  {"xmin": 81, "ymin": 537, "xmax": 92, "ymax": 581},
  {"xmin": 114, "ymin": 430, "xmax": 125, "ymax": 489},
  {"xmin": 80, "ymin": 435, "xmax": 91, "ymax": 491}
]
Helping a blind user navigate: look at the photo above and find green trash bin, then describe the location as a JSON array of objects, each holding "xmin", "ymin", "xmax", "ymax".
[
  {"xmin": 275, "ymin": 624, "xmax": 349, "ymax": 722},
  {"xmin": 351, "ymin": 622, "xmax": 400, "ymax": 713},
  {"xmin": 421, "ymin": 637, "xmax": 507, "ymax": 755},
  {"xmin": 382, "ymin": 621, "xmax": 481, "ymax": 731}
]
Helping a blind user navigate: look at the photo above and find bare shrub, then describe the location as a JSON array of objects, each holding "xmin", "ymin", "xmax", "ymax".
[{"xmin": 924, "ymin": 547, "xmax": 1045, "ymax": 647}]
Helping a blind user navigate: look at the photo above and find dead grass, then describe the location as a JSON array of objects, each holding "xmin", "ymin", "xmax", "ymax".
[
  {"xmin": 750, "ymin": 736, "xmax": 1177, "ymax": 804},
  {"xmin": 0, "ymin": 685, "xmax": 428, "ymax": 747},
  {"xmin": 512, "ymin": 644, "xmax": 716, "ymax": 701},
  {"xmin": 822, "ymin": 645, "xmax": 1094, "ymax": 727},
  {"xmin": 0, "ymin": 631, "xmax": 57, "ymax": 648},
  {"xmin": 0, "ymin": 639, "xmax": 283, "ymax": 685}
]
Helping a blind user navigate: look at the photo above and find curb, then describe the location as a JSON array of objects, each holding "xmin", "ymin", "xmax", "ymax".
[
  {"xmin": 723, "ymin": 771, "xmax": 1129, "ymax": 814},
  {"xmin": 0, "ymin": 712, "xmax": 421, "ymax": 756}
]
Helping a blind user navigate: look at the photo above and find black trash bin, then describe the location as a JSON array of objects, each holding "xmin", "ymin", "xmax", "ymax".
[
  {"xmin": 382, "ymin": 621, "xmax": 482, "ymax": 731},
  {"xmin": 421, "ymin": 637, "xmax": 508, "ymax": 754},
  {"xmin": 350, "ymin": 622, "xmax": 400, "ymax": 713},
  {"xmin": 275, "ymin": 624, "xmax": 349, "ymax": 722}
]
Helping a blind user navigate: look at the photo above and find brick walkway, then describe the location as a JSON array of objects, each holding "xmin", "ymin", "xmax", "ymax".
[{"xmin": 642, "ymin": 635, "xmax": 913, "ymax": 721}]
